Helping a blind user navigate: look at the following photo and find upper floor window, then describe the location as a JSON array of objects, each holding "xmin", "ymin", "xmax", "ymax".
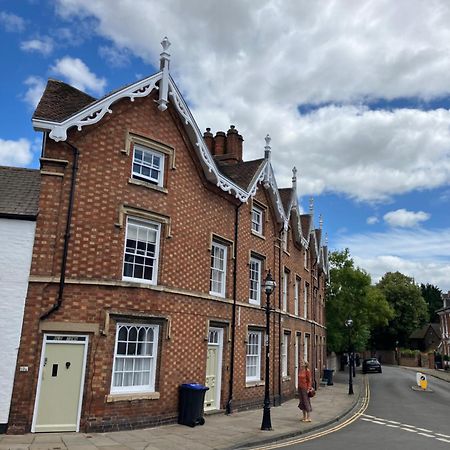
[
  {"xmin": 249, "ymin": 256, "xmax": 262, "ymax": 305},
  {"xmin": 210, "ymin": 241, "xmax": 227, "ymax": 297},
  {"xmin": 304, "ymin": 249, "xmax": 309, "ymax": 270},
  {"xmin": 123, "ymin": 218, "xmax": 161, "ymax": 284},
  {"xmin": 111, "ymin": 323, "xmax": 160, "ymax": 394},
  {"xmin": 304, "ymin": 282, "xmax": 309, "ymax": 319},
  {"xmin": 246, "ymin": 330, "xmax": 262, "ymax": 382},
  {"xmin": 132, "ymin": 145, "xmax": 165, "ymax": 186},
  {"xmin": 251, "ymin": 205, "xmax": 263, "ymax": 234},
  {"xmin": 282, "ymin": 269, "xmax": 289, "ymax": 312},
  {"xmin": 294, "ymin": 277, "xmax": 300, "ymax": 316}
]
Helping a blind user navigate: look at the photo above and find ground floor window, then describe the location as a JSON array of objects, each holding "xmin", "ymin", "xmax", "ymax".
[
  {"xmin": 111, "ymin": 323, "xmax": 159, "ymax": 393},
  {"xmin": 246, "ymin": 330, "xmax": 262, "ymax": 382}
]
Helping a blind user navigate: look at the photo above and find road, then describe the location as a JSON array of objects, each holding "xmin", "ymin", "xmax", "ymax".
[{"xmin": 276, "ymin": 365, "xmax": 450, "ymax": 449}]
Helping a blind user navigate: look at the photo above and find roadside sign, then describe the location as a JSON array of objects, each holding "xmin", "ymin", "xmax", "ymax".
[{"xmin": 416, "ymin": 372, "xmax": 428, "ymax": 390}]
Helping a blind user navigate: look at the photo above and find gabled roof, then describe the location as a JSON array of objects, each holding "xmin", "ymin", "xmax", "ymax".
[
  {"xmin": 0, "ymin": 166, "xmax": 40, "ymax": 219},
  {"xmin": 217, "ymin": 159, "xmax": 265, "ymax": 191},
  {"xmin": 34, "ymin": 79, "xmax": 96, "ymax": 122},
  {"xmin": 279, "ymin": 188, "xmax": 293, "ymax": 212},
  {"xmin": 300, "ymin": 214, "xmax": 312, "ymax": 238},
  {"xmin": 409, "ymin": 323, "xmax": 440, "ymax": 340}
]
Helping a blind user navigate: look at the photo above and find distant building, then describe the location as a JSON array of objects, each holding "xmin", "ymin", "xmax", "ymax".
[
  {"xmin": 0, "ymin": 167, "xmax": 39, "ymax": 433},
  {"xmin": 8, "ymin": 40, "xmax": 328, "ymax": 434},
  {"xmin": 437, "ymin": 291, "xmax": 450, "ymax": 359},
  {"xmin": 409, "ymin": 323, "xmax": 440, "ymax": 352}
]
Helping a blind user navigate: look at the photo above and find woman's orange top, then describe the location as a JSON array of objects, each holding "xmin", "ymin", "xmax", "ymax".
[{"xmin": 298, "ymin": 368, "xmax": 311, "ymax": 390}]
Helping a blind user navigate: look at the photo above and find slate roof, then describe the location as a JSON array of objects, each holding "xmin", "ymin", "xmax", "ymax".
[
  {"xmin": 216, "ymin": 159, "xmax": 265, "ymax": 190},
  {"xmin": 33, "ymin": 79, "xmax": 96, "ymax": 122},
  {"xmin": 0, "ymin": 166, "xmax": 40, "ymax": 219},
  {"xmin": 409, "ymin": 323, "xmax": 440, "ymax": 340},
  {"xmin": 279, "ymin": 188, "xmax": 293, "ymax": 213},
  {"xmin": 300, "ymin": 214, "xmax": 312, "ymax": 238}
]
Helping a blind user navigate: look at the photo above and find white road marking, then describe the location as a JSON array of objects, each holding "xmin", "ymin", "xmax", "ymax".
[
  {"xmin": 360, "ymin": 414, "xmax": 448, "ymax": 444},
  {"xmin": 418, "ymin": 433, "xmax": 435, "ymax": 438}
]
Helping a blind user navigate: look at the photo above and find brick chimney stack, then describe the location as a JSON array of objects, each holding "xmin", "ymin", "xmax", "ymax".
[
  {"xmin": 203, "ymin": 128, "xmax": 214, "ymax": 153},
  {"xmin": 225, "ymin": 125, "xmax": 243, "ymax": 163},
  {"xmin": 214, "ymin": 131, "xmax": 226, "ymax": 156}
]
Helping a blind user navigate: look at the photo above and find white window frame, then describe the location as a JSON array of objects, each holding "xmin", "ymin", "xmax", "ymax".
[
  {"xmin": 282, "ymin": 269, "xmax": 289, "ymax": 312},
  {"xmin": 132, "ymin": 145, "xmax": 165, "ymax": 186},
  {"xmin": 251, "ymin": 205, "xmax": 263, "ymax": 234},
  {"xmin": 246, "ymin": 331, "xmax": 262, "ymax": 382},
  {"xmin": 294, "ymin": 277, "xmax": 300, "ymax": 316},
  {"xmin": 123, "ymin": 217, "xmax": 161, "ymax": 285},
  {"xmin": 111, "ymin": 323, "xmax": 160, "ymax": 394},
  {"xmin": 282, "ymin": 333, "xmax": 289, "ymax": 377},
  {"xmin": 304, "ymin": 282, "xmax": 309, "ymax": 319},
  {"xmin": 249, "ymin": 257, "xmax": 262, "ymax": 305},
  {"xmin": 304, "ymin": 249, "xmax": 309, "ymax": 270},
  {"xmin": 210, "ymin": 241, "xmax": 227, "ymax": 297}
]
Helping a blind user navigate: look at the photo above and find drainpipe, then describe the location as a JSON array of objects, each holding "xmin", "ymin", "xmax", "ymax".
[
  {"xmin": 226, "ymin": 202, "xmax": 242, "ymax": 414},
  {"xmin": 40, "ymin": 141, "xmax": 79, "ymax": 321},
  {"xmin": 277, "ymin": 225, "xmax": 283, "ymax": 405},
  {"xmin": 311, "ymin": 258, "xmax": 318, "ymax": 389}
]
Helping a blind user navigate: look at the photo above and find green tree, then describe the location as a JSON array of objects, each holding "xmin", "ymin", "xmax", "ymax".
[
  {"xmin": 372, "ymin": 272, "xmax": 429, "ymax": 349},
  {"xmin": 326, "ymin": 249, "xmax": 393, "ymax": 353},
  {"xmin": 420, "ymin": 283, "xmax": 442, "ymax": 323}
]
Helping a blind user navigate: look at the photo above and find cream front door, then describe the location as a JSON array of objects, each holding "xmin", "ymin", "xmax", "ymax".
[
  {"xmin": 204, "ymin": 328, "xmax": 223, "ymax": 411},
  {"xmin": 33, "ymin": 335, "xmax": 88, "ymax": 433}
]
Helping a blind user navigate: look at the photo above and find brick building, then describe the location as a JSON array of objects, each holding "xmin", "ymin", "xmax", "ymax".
[
  {"xmin": 437, "ymin": 291, "xmax": 450, "ymax": 361},
  {"xmin": 8, "ymin": 39, "xmax": 328, "ymax": 434}
]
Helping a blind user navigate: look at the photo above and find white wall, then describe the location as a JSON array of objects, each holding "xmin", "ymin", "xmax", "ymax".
[{"xmin": 0, "ymin": 218, "xmax": 35, "ymax": 424}]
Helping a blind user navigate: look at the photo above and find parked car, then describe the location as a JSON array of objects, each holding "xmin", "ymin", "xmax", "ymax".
[{"xmin": 362, "ymin": 358, "xmax": 382, "ymax": 374}]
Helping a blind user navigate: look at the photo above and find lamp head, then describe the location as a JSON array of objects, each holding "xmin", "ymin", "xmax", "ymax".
[
  {"xmin": 345, "ymin": 318, "xmax": 353, "ymax": 328},
  {"xmin": 263, "ymin": 270, "xmax": 276, "ymax": 295}
]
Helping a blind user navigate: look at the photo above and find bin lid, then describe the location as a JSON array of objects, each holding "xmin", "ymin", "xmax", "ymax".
[{"xmin": 181, "ymin": 383, "xmax": 209, "ymax": 390}]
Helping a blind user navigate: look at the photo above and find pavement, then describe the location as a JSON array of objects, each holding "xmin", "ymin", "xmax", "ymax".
[{"xmin": 0, "ymin": 371, "xmax": 362, "ymax": 450}]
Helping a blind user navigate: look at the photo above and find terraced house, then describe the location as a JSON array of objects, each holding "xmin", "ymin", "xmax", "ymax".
[{"xmin": 7, "ymin": 39, "xmax": 328, "ymax": 434}]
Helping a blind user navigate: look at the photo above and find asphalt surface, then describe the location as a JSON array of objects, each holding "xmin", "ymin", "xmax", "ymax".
[{"xmin": 269, "ymin": 365, "xmax": 450, "ymax": 450}]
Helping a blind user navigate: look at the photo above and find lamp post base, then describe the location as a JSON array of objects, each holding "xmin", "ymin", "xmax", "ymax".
[{"xmin": 261, "ymin": 406, "xmax": 272, "ymax": 431}]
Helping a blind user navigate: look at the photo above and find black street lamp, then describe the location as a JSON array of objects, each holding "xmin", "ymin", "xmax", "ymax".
[
  {"xmin": 345, "ymin": 318, "xmax": 354, "ymax": 395},
  {"xmin": 261, "ymin": 270, "xmax": 276, "ymax": 431}
]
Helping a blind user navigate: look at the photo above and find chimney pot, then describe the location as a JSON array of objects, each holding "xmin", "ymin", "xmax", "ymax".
[
  {"xmin": 214, "ymin": 131, "xmax": 226, "ymax": 156},
  {"xmin": 203, "ymin": 128, "xmax": 214, "ymax": 154}
]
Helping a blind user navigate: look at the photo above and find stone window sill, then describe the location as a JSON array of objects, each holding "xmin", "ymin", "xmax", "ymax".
[
  {"xmin": 251, "ymin": 230, "xmax": 266, "ymax": 240},
  {"xmin": 106, "ymin": 392, "xmax": 160, "ymax": 403},
  {"xmin": 245, "ymin": 380, "xmax": 265, "ymax": 388},
  {"xmin": 128, "ymin": 177, "xmax": 168, "ymax": 193},
  {"xmin": 282, "ymin": 376, "xmax": 291, "ymax": 382}
]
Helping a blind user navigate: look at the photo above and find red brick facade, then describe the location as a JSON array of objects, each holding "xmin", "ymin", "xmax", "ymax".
[{"xmin": 8, "ymin": 54, "xmax": 327, "ymax": 433}]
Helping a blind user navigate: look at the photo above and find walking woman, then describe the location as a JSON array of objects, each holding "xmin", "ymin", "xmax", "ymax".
[{"xmin": 298, "ymin": 361, "xmax": 313, "ymax": 422}]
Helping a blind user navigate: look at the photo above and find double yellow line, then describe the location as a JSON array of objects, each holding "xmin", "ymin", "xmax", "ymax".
[{"xmin": 255, "ymin": 378, "xmax": 370, "ymax": 449}]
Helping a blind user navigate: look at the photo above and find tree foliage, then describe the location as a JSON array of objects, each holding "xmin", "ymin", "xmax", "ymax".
[
  {"xmin": 326, "ymin": 249, "xmax": 393, "ymax": 353},
  {"xmin": 420, "ymin": 283, "xmax": 442, "ymax": 323},
  {"xmin": 371, "ymin": 272, "xmax": 429, "ymax": 349}
]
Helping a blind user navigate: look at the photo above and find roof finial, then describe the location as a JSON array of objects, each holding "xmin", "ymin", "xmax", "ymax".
[
  {"xmin": 309, "ymin": 196, "xmax": 314, "ymax": 214},
  {"xmin": 319, "ymin": 214, "xmax": 323, "ymax": 229},
  {"xmin": 325, "ymin": 232, "xmax": 328, "ymax": 245},
  {"xmin": 264, "ymin": 134, "xmax": 271, "ymax": 160},
  {"xmin": 292, "ymin": 166, "xmax": 297, "ymax": 182},
  {"xmin": 157, "ymin": 37, "xmax": 171, "ymax": 111}
]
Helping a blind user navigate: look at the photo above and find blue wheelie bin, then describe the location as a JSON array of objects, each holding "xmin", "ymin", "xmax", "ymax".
[
  {"xmin": 178, "ymin": 383, "xmax": 209, "ymax": 427},
  {"xmin": 323, "ymin": 368, "xmax": 334, "ymax": 386}
]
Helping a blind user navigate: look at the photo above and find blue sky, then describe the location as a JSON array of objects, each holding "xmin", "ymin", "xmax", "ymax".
[{"xmin": 1, "ymin": 0, "xmax": 450, "ymax": 291}]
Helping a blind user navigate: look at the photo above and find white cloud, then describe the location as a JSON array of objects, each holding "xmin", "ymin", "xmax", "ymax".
[
  {"xmin": 0, "ymin": 139, "xmax": 33, "ymax": 166},
  {"xmin": 51, "ymin": 56, "xmax": 106, "ymax": 96},
  {"xmin": 99, "ymin": 45, "xmax": 130, "ymax": 67},
  {"xmin": 23, "ymin": 76, "xmax": 46, "ymax": 109},
  {"xmin": 52, "ymin": 0, "xmax": 450, "ymax": 201},
  {"xmin": 383, "ymin": 209, "xmax": 430, "ymax": 228},
  {"xmin": 20, "ymin": 37, "xmax": 54, "ymax": 56},
  {"xmin": 335, "ymin": 228, "xmax": 450, "ymax": 291},
  {"xmin": 0, "ymin": 11, "xmax": 25, "ymax": 32},
  {"xmin": 367, "ymin": 216, "xmax": 379, "ymax": 225}
]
